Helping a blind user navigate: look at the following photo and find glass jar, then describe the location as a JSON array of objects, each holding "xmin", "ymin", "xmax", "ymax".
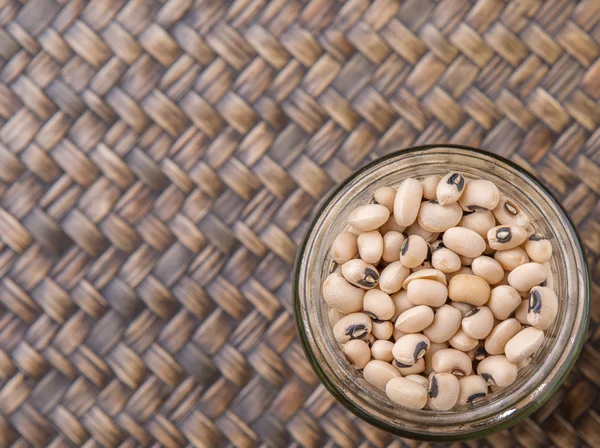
[{"xmin": 294, "ymin": 145, "xmax": 590, "ymax": 441}]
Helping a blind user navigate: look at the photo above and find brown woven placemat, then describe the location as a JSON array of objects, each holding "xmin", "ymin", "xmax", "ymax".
[{"xmin": 0, "ymin": 0, "xmax": 599, "ymax": 446}]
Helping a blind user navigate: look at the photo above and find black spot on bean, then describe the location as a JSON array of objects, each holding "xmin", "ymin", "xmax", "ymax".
[
  {"xmin": 528, "ymin": 233, "xmax": 545, "ymax": 241},
  {"xmin": 346, "ymin": 324, "xmax": 369, "ymax": 340},
  {"xmin": 529, "ymin": 290, "xmax": 542, "ymax": 314},
  {"xmin": 504, "ymin": 201, "xmax": 518, "ymax": 216},
  {"xmin": 394, "ymin": 360, "xmax": 411, "ymax": 368},
  {"xmin": 465, "ymin": 308, "xmax": 480, "ymax": 317},
  {"xmin": 474, "ymin": 346, "xmax": 487, "ymax": 361},
  {"xmin": 413, "ymin": 341, "xmax": 429, "ymax": 361},
  {"xmin": 448, "ymin": 173, "xmax": 465, "ymax": 192},
  {"xmin": 496, "ymin": 227, "xmax": 512, "ymax": 243},
  {"xmin": 364, "ymin": 311, "xmax": 378, "ymax": 320},
  {"xmin": 466, "ymin": 205, "xmax": 488, "ymax": 212},
  {"xmin": 357, "ymin": 268, "xmax": 379, "ymax": 287},
  {"xmin": 481, "ymin": 373, "xmax": 495, "ymax": 385},
  {"xmin": 467, "ymin": 392, "xmax": 486, "ymax": 404},
  {"xmin": 401, "ymin": 239, "xmax": 409, "ymax": 255},
  {"xmin": 539, "ymin": 280, "xmax": 547, "ymax": 287},
  {"xmin": 429, "ymin": 376, "xmax": 439, "ymax": 398}
]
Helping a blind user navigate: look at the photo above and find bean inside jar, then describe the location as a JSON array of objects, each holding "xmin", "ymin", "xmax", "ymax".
[{"xmin": 323, "ymin": 172, "xmax": 558, "ymax": 411}]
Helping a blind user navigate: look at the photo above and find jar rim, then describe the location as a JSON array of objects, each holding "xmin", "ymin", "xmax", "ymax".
[{"xmin": 293, "ymin": 145, "xmax": 590, "ymax": 441}]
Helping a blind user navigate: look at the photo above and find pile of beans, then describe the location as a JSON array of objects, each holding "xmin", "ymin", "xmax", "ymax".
[{"xmin": 324, "ymin": 173, "xmax": 557, "ymax": 411}]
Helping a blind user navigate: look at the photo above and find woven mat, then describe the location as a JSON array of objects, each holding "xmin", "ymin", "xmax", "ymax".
[{"xmin": 0, "ymin": 0, "xmax": 599, "ymax": 447}]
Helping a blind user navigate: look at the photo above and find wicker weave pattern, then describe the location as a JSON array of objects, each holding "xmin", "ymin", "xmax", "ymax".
[{"xmin": 0, "ymin": 0, "xmax": 598, "ymax": 446}]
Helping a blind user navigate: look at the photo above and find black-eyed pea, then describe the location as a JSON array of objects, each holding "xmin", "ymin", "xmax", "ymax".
[
  {"xmin": 364, "ymin": 333, "xmax": 376, "ymax": 347},
  {"xmin": 374, "ymin": 186, "xmax": 396, "ymax": 213},
  {"xmin": 386, "ymin": 376, "xmax": 428, "ymax": 410},
  {"xmin": 323, "ymin": 273, "xmax": 365, "ymax": 313},
  {"xmin": 418, "ymin": 201, "xmax": 463, "ymax": 232},
  {"xmin": 524, "ymin": 234, "xmax": 553, "ymax": 263},
  {"xmin": 432, "ymin": 247, "xmax": 462, "ymax": 273},
  {"xmin": 477, "ymin": 355, "xmax": 518, "ymax": 387},
  {"xmin": 494, "ymin": 247, "xmax": 530, "ymax": 271},
  {"xmin": 448, "ymin": 274, "xmax": 491, "ymax": 306},
  {"xmin": 422, "ymin": 175, "xmax": 442, "ymax": 200},
  {"xmin": 394, "ymin": 357, "xmax": 425, "ymax": 375},
  {"xmin": 471, "ymin": 256, "xmax": 504, "ymax": 285},
  {"xmin": 450, "ymin": 301, "xmax": 474, "ymax": 318},
  {"xmin": 458, "ymin": 210, "xmax": 496, "ymax": 238},
  {"xmin": 423, "ymin": 305, "xmax": 462, "ymax": 343},
  {"xmin": 372, "ymin": 320, "xmax": 394, "ymax": 340},
  {"xmin": 371, "ymin": 340, "xmax": 394, "ymax": 362},
  {"xmin": 449, "ymin": 328, "xmax": 478, "ymax": 352},
  {"xmin": 406, "ymin": 374, "xmax": 430, "ymax": 390},
  {"xmin": 431, "ymin": 348, "xmax": 473, "ymax": 377},
  {"xmin": 379, "ymin": 214, "xmax": 406, "ymax": 235},
  {"xmin": 461, "ymin": 306, "xmax": 494, "ymax": 339},
  {"xmin": 466, "ymin": 342, "xmax": 488, "ymax": 361},
  {"xmin": 446, "ymin": 266, "xmax": 473, "ymax": 283},
  {"xmin": 436, "ymin": 172, "xmax": 465, "ymax": 205},
  {"xmin": 493, "ymin": 195, "xmax": 530, "ymax": 228},
  {"xmin": 505, "ymin": 327, "xmax": 544, "ymax": 363},
  {"xmin": 458, "ymin": 375, "xmax": 488, "ymax": 405},
  {"xmin": 424, "ymin": 342, "xmax": 448, "ymax": 375},
  {"xmin": 487, "ymin": 225, "xmax": 528, "ymax": 250},
  {"xmin": 382, "ymin": 231, "xmax": 405, "ymax": 262},
  {"xmin": 458, "ymin": 179, "xmax": 500, "ymax": 211},
  {"xmin": 402, "ymin": 268, "xmax": 447, "ymax": 289},
  {"xmin": 348, "ymin": 204, "xmax": 390, "ymax": 231},
  {"xmin": 332, "ymin": 231, "xmax": 358, "ymax": 264},
  {"xmin": 485, "ymin": 318, "xmax": 521, "ymax": 355},
  {"xmin": 427, "ymin": 372, "xmax": 460, "ymax": 411},
  {"xmin": 407, "ymin": 279, "xmax": 448, "ymax": 307},
  {"xmin": 395, "ymin": 306, "xmax": 434, "ymax": 333},
  {"xmin": 341, "ymin": 259, "xmax": 379, "ymax": 290},
  {"xmin": 400, "ymin": 234, "xmax": 429, "ymax": 268},
  {"xmin": 333, "ymin": 313, "xmax": 372, "ymax": 343},
  {"xmin": 459, "ymin": 255, "xmax": 473, "ymax": 266},
  {"xmin": 393, "ymin": 327, "xmax": 406, "ymax": 342},
  {"xmin": 329, "ymin": 308, "xmax": 347, "ymax": 325},
  {"xmin": 405, "ymin": 221, "xmax": 439, "ymax": 242},
  {"xmin": 443, "ymin": 227, "xmax": 486, "ymax": 258},
  {"xmin": 527, "ymin": 286, "xmax": 558, "ymax": 330},
  {"xmin": 394, "ymin": 178, "xmax": 423, "ymax": 227},
  {"xmin": 357, "ymin": 231, "xmax": 383, "ymax": 265},
  {"xmin": 363, "ymin": 289, "xmax": 395, "ymax": 321},
  {"xmin": 363, "ymin": 360, "xmax": 400, "ymax": 390},
  {"xmin": 514, "ymin": 299, "xmax": 529, "ymax": 324},
  {"xmin": 391, "ymin": 290, "xmax": 413, "ymax": 321},
  {"xmin": 379, "ymin": 261, "xmax": 410, "ymax": 294},
  {"xmin": 343, "ymin": 339, "xmax": 371, "ymax": 369},
  {"xmin": 392, "ymin": 334, "xmax": 430, "ymax": 366},
  {"xmin": 487, "ymin": 285, "xmax": 521, "ymax": 320},
  {"xmin": 508, "ymin": 262, "xmax": 546, "ymax": 292}
]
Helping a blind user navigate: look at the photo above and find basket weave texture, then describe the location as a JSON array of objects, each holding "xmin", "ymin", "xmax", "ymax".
[{"xmin": 0, "ymin": 0, "xmax": 599, "ymax": 446}]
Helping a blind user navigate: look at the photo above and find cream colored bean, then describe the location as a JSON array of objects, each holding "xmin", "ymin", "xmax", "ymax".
[
  {"xmin": 386, "ymin": 376, "xmax": 427, "ymax": 410},
  {"xmin": 487, "ymin": 224, "xmax": 528, "ymax": 250},
  {"xmin": 374, "ymin": 186, "xmax": 396, "ymax": 213},
  {"xmin": 423, "ymin": 305, "xmax": 462, "ymax": 343},
  {"xmin": 448, "ymin": 274, "xmax": 491, "ymax": 306},
  {"xmin": 514, "ymin": 299, "xmax": 529, "ymax": 324},
  {"xmin": 363, "ymin": 360, "xmax": 400, "ymax": 390},
  {"xmin": 357, "ymin": 231, "xmax": 383, "ymax": 265},
  {"xmin": 508, "ymin": 262, "xmax": 546, "ymax": 292},
  {"xmin": 446, "ymin": 266, "xmax": 473, "ymax": 283},
  {"xmin": 443, "ymin": 227, "xmax": 486, "ymax": 258},
  {"xmin": 372, "ymin": 320, "xmax": 394, "ymax": 340},
  {"xmin": 424, "ymin": 342, "xmax": 448, "ymax": 375},
  {"xmin": 477, "ymin": 355, "xmax": 517, "ymax": 387},
  {"xmin": 493, "ymin": 195, "xmax": 530, "ymax": 228},
  {"xmin": 505, "ymin": 327, "xmax": 544, "ymax": 363},
  {"xmin": 461, "ymin": 306, "xmax": 494, "ymax": 339},
  {"xmin": 432, "ymin": 349, "xmax": 472, "ymax": 376},
  {"xmin": 427, "ymin": 372, "xmax": 460, "ymax": 411},
  {"xmin": 406, "ymin": 374, "xmax": 430, "ymax": 388},
  {"xmin": 332, "ymin": 231, "xmax": 358, "ymax": 264},
  {"xmin": 382, "ymin": 231, "xmax": 405, "ymax": 262},
  {"xmin": 348, "ymin": 204, "xmax": 390, "ymax": 231},
  {"xmin": 394, "ymin": 357, "xmax": 425, "ymax": 375},
  {"xmin": 524, "ymin": 234, "xmax": 552, "ymax": 263},
  {"xmin": 543, "ymin": 261, "xmax": 554, "ymax": 290},
  {"xmin": 393, "ymin": 334, "xmax": 430, "ymax": 366},
  {"xmin": 487, "ymin": 285, "xmax": 521, "ymax": 320},
  {"xmin": 391, "ymin": 290, "xmax": 413, "ymax": 321},
  {"xmin": 394, "ymin": 178, "xmax": 423, "ymax": 227},
  {"xmin": 371, "ymin": 340, "xmax": 394, "ymax": 362},
  {"xmin": 363, "ymin": 289, "xmax": 395, "ymax": 321},
  {"xmin": 494, "ymin": 247, "xmax": 529, "ymax": 271},
  {"xmin": 407, "ymin": 279, "xmax": 448, "ymax": 308},
  {"xmin": 450, "ymin": 301, "xmax": 474, "ymax": 318},
  {"xmin": 436, "ymin": 172, "xmax": 465, "ymax": 205},
  {"xmin": 466, "ymin": 342, "xmax": 487, "ymax": 361},
  {"xmin": 485, "ymin": 318, "xmax": 521, "ymax": 355},
  {"xmin": 402, "ymin": 269, "xmax": 447, "ymax": 289},
  {"xmin": 449, "ymin": 328, "xmax": 478, "ymax": 351},
  {"xmin": 379, "ymin": 214, "xmax": 406, "ymax": 235},
  {"xmin": 379, "ymin": 261, "xmax": 410, "ymax": 294},
  {"xmin": 341, "ymin": 259, "xmax": 379, "ymax": 290},
  {"xmin": 400, "ymin": 235, "xmax": 429, "ymax": 268},
  {"xmin": 329, "ymin": 308, "xmax": 347, "ymax": 325},
  {"xmin": 458, "ymin": 210, "xmax": 496, "ymax": 238},
  {"xmin": 405, "ymin": 221, "xmax": 439, "ymax": 242},
  {"xmin": 333, "ymin": 313, "xmax": 372, "ymax": 343},
  {"xmin": 421, "ymin": 175, "xmax": 442, "ymax": 200},
  {"xmin": 393, "ymin": 327, "xmax": 406, "ymax": 342},
  {"xmin": 395, "ymin": 306, "xmax": 434, "ymax": 333},
  {"xmin": 459, "ymin": 255, "xmax": 473, "ymax": 266},
  {"xmin": 323, "ymin": 273, "xmax": 365, "ymax": 313},
  {"xmin": 471, "ymin": 256, "xmax": 504, "ymax": 285},
  {"xmin": 458, "ymin": 375, "xmax": 488, "ymax": 405},
  {"xmin": 432, "ymin": 247, "xmax": 462, "ymax": 273},
  {"xmin": 343, "ymin": 339, "xmax": 371, "ymax": 369},
  {"xmin": 418, "ymin": 201, "xmax": 463, "ymax": 232},
  {"xmin": 527, "ymin": 286, "xmax": 558, "ymax": 330},
  {"xmin": 458, "ymin": 179, "xmax": 500, "ymax": 211}
]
